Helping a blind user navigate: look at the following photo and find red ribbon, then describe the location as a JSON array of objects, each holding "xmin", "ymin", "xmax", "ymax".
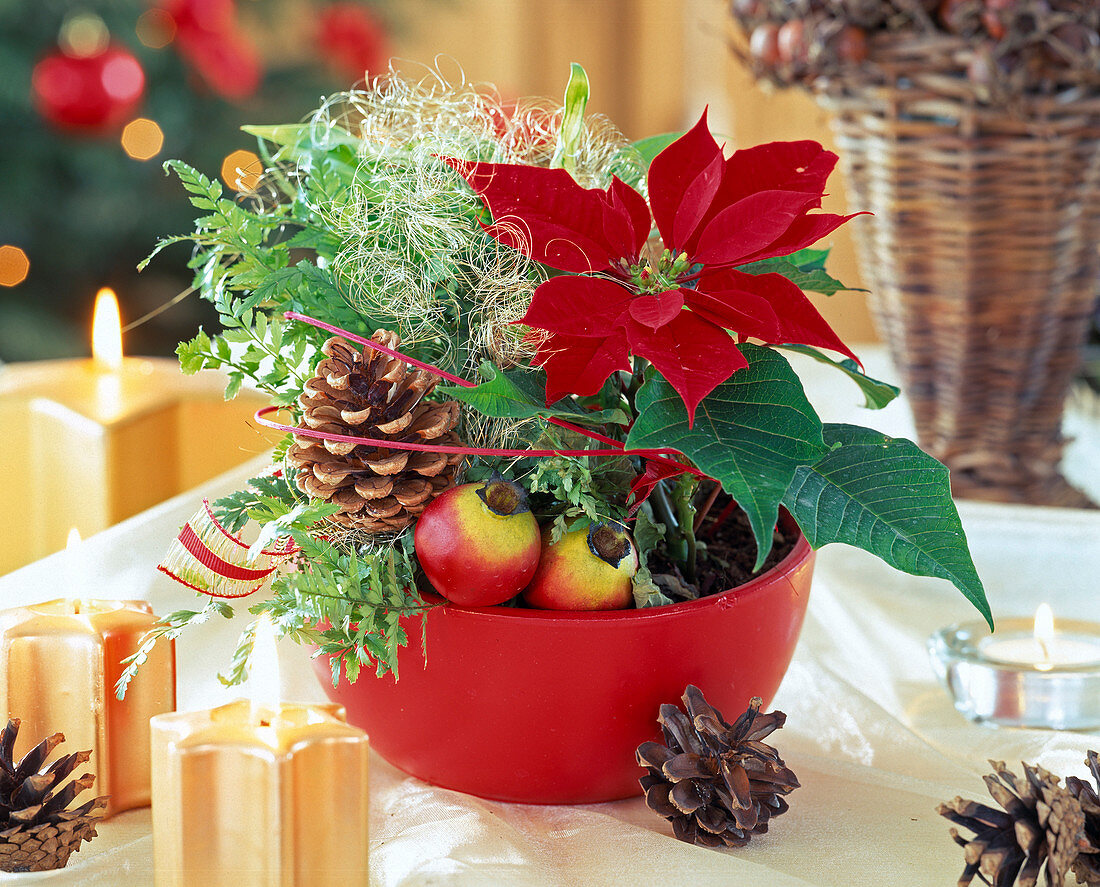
[
  {"xmin": 276, "ymin": 312, "xmax": 708, "ymax": 478},
  {"xmin": 176, "ymin": 523, "xmax": 277, "ymax": 581}
]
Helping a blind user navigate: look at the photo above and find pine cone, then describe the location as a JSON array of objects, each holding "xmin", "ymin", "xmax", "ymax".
[
  {"xmin": 0, "ymin": 719, "xmax": 107, "ymax": 873},
  {"xmin": 287, "ymin": 333, "xmax": 464, "ymax": 533},
  {"xmin": 1066, "ymin": 751, "xmax": 1100, "ymax": 886},
  {"xmin": 636, "ymin": 686, "xmax": 799, "ymax": 849},
  {"xmin": 938, "ymin": 759, "xmax": 1097, "ymax": 887}
]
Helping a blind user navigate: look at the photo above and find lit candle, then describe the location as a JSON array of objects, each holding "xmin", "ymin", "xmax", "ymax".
[
  {"xmin": 0, "ymin": 574, "xmax": 176, "ymax": 817},
  {"xmin": 0, "ymin": 287, "xmax": 271, "ymax": 573},
  {"xmin": 150, "ymin": 617, "xmax": 370, "ymax": 887},
  {"xmin": 982, "ymin": 603, "xmax": 1100, "ymax": 670}
]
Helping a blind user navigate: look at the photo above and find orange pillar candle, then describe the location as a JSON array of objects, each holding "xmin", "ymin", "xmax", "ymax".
[
  {"xmin": 0, "ymin": 288, "xmax": 271, "ymax": 574},
  {"xmin": 150, "ymin": 620, "xmax": 370, "ymax": 887},
  {"xmin": 0, "ymin": 598, "xmax": 176, "ymax": 816}
]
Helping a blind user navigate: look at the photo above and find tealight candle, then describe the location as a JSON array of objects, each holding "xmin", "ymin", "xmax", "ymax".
[
  {"xmin": 929, "ymin": 605, "xmax": 1100, "ymax": 730},
  {"xmin": 0, "ymin": 596, "xmax": 176, "ymax": 816},
  {"xmin": 982, "ymin": 604, "xmax": 1100, "ymax": 670},
  {"xmin": 150, "ymin": 617, "xmax": 369, "ymax": 887},
  {"xmin": 0, "ymin": 287, "xmax": 271, "ymax": 574}
]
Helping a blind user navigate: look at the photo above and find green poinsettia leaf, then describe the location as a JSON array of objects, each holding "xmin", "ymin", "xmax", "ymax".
[
  {"xmin": 784, "ymin": 247, "xmax": 830, "ymax": 270},
  {"xmin": 438, "ymin": 361, "xmax": 629, "ymax": 427},
  {"xmin": 736, "ymin": 254, "xmax": 866, "ymax": 296},
  {"xmin": 778, "ymin": 344, "xmax": 900, "ymax": 410},
  {"xmin": 633, "ymin": 132, "xmax": 684, "ymax": 168},
  {"xmin": 626, "ymin": 344, "xmax": 827, "ymax": 570},
  {"xmin": 782, "ymin": 423, "xmax": 991, "ymax": 627},
  {"xmin": 610, "ymin": 131, "xmax": 685, "ymax": 190}
]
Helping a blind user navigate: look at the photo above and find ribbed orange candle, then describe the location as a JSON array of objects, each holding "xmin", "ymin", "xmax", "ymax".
[{"xmin": 0, "ymin": 598, "xmax": 176, "ymax": 816}]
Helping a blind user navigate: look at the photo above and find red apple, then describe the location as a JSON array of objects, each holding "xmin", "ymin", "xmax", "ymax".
[
  {"xmin": 414, "ymin": 478, "xmax": 540, "ymax": 607},
  {"xmin": 522, "ymin": 522, "xmax": 638, "ymax": 611}
]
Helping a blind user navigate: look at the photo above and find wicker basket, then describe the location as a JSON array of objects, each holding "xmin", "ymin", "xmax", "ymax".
[{"xmin": 816, "ymin": 33, "xmax": 1100, "ymax": 507}]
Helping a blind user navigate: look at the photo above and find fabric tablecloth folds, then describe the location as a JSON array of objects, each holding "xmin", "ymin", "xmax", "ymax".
[{"xmin": 1, "ymin": 348, "xmax": 1098, "ymax": 886}]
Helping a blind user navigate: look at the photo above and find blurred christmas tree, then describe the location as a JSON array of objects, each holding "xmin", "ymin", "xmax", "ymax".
[{"xmin": 0, "ymin": 0, "xmax": 395, "ymax": 361}]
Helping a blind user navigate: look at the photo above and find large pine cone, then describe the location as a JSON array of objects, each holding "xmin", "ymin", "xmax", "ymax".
[
  {"xmin": 636, "ymin": 686, "xmax": 799, "ymax": 848},
  {"xmin": 1067, "ymin": 751, "xmax": 1100, "ymax": 886},
  {"xmin": 938, "ymin": 759, "xmax": 1099, "ymax": 887},
  {"xmin": 0, "ymin": 719, "xmax": 107, "ymax": 873},
  {"xmin": 288, "ymin": 333, "xmax": 464, "ymax": 533}
]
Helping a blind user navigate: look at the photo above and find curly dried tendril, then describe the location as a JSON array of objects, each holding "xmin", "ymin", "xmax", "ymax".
[{"xmin": 290, "ymin": 64, "xmax": 641, "ymax": 378}]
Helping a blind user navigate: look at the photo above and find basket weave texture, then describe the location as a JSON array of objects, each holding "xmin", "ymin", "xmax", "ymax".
[{"xmin": 817, "ymin": 33, "xmax": 1100, "ymax": 507}]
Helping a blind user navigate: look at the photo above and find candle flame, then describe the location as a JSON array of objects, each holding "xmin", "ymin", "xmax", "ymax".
[
  {"xmin": 248, "ymin": 615, "xmax": 281, "ymax": 724},
  {"xmin": 66, "ymin": 527, "xmax": 82, "ymax": 550},
  {"xmin": 92, "ymin": 287, "xmax": 123, "ymax": 370},
  {"xmin": 1034, "ymin": 603, "xmax": 1055, "ymax": 671}
]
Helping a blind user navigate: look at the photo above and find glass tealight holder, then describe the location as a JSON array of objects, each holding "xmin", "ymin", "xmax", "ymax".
[{"xmin": 928, "ymin": 618, "xmax": 1100, "ymax": 730}]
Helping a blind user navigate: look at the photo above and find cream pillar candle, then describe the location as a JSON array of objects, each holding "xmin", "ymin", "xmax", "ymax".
[
  {"xmin": 0, "ymin": 288, "xmax": 271, "ymax": 574},
  {"xmin": 150, "ymin": 619, "xmax": 370, "ymax": 887},
  {"xmin": 0, "ymin": 598, "xmax": 176, "ymax": 816}
]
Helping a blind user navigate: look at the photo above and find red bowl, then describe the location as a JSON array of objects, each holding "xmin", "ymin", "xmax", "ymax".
[{"xmin": 311, "ymin": 519, "xmax": 814, "ymax": 804}]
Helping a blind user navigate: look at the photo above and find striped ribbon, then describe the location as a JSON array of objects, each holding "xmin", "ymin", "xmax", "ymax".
[{"xmin": 158, "ymin": 499, "xmax": 297, "ymax": 599}]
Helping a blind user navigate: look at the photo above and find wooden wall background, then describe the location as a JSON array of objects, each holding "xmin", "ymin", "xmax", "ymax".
[{"xmin": 390, "ymin": 0, "xmax": 879, "ymax": 343}]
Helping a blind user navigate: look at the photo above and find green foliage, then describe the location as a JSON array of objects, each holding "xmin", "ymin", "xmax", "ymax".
[
  {"xmin": 209, "ymin": 468, "xmax": 302, "ymax": 533},
  {"xmin": 631, "ymin": 507, "xmax": 673, "ymax": 608},
  {"xmin": 632, "ymin": 133, "xmax": 683, "ymax": 170},
  {"xmin": 115, "ymin": 601, "xmax": 235, "ymax": 700},
  {"xmin": 736, "ymin": 247, "xmax": 867, "ymax": 296},
  {"xmin": 552, "ymin": 63, "xmax": 590, "ymax": 173},
  {"xmin": 627, "ymin": 345, "xmax": 828, "ymax": 570},
  {"xmin": 149, "ymin": 159, "xmax": 375, "ymax": 403},
  {"xmin": 782, "ymin": 423, "xmax": 991, "ymax": 627},
  {"xmin": 778, "ymin": 344, "xmax": 900, "ymax": 410},
  {"xmin": 438, "ymin": 362, "xmax": 628, "ymax": 427},
  {"xmin": 146, "ymin": 466, "xmax": 429, "ymax": 685},
  {"xmin": 216, "ymin": 529, "xmax": 427, "ymax": 687},
  {"xmin": 526, "ymin": 427, "xmax": 634, "ymax": 544}
]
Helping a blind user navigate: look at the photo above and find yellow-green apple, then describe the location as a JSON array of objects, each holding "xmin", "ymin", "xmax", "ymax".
[
  {"xmin": 522, "ymin": 522, "xmax": 638, "ymax": 610},
  {"xmin": 414, "ymin": 477, "xmax": 540, "ymax": 606}
]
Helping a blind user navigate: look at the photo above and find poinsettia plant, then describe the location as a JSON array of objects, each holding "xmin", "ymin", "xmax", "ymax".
[{"xmin": 121, "ymin": 64, "xmax": 988, "ymax": 692}]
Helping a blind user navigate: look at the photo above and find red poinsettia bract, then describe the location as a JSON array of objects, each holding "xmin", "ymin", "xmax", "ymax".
[{"xmin": 447, "ymin": 112, "xmax": 863, "ymax": 424}]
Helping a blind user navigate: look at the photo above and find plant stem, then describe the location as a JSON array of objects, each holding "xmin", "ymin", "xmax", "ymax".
[
  {"xmin": 649, "ymin": 482, "xmax": 680, "ymax": 565},
  {"xmin": 693, "ymin": 482, "xmax": 722, "ymax": 535},
  {"xmin": 672, "ymin": 483, "xmax": 698, "ymax": 584},
  {"xmin": 625, "ymin": 357, "xmax": 650, "ymax": 416}
]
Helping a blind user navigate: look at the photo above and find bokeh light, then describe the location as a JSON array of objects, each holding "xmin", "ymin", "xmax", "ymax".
[
  {"xmin": 221, "ymin": 149, "xmax": 263, "ymax": 192},
  {"xmin": 0, "ymin": 246, "xmax": 30, "ymax": 287},
  {"xmin": 102, "ymin": 53, "xmax": 144, "ymax": 102},
  {"xmin": 121, "ymin": 118, "xmax": 165, "ymax": 160},
  {"xmin": 60, "ymin": 12, "xmax": 109, "ymax": 58},
  {"xmin": 135, "ymin": 9, "xmax": 177, "ymax": 49}
]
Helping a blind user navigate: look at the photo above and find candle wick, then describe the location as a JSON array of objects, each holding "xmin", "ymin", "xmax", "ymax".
[
  {"xmin": 1037, "ymin": 636, "xmax": 1050, "ymax": 664},
  {"xmin": 260, "ymin": 719, "xmax": 271, "ymax": 728}
]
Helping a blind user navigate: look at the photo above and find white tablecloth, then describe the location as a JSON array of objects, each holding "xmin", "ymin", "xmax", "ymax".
[{"xmin": 2, "ymin": 349, "xmax": 1099, "ymax": 886}]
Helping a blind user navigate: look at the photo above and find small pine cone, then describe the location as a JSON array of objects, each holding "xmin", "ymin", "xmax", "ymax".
[
  {"xmin": 938, "ymin": 759, "xmax": 1095, "ymax": 887},
  {"xmin": 1067, "ymin": 751, "xmax": 1100, "ymax": 886},
  {"xmin": 0, "ymin": 719, "xmax": 107, "ymax": 872},
  {"xmin": 287, "ymin": 334, "xmax": 464, "ymax": 533},
  {"xmin": 636, "ymin": 686, "xmax": 799, "ymax": 849}
]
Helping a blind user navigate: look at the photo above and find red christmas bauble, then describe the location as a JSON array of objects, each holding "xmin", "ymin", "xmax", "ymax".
[
  {"xmin": 32, "ymin": 44, "xmax": 145, "ymax": 133},
  {"xmin": 162, "ymin": 0, "xmax": 262, "ymax": 100},
  {"xmin": 317, "ymin": 3, "xmax": 390, "ymax": 82}
]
